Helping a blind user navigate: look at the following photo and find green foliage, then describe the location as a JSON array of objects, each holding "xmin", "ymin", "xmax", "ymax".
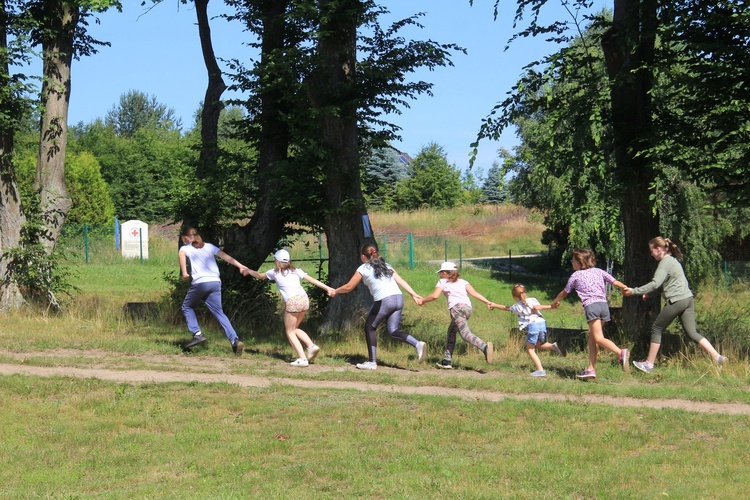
[
  {"xmin": 104, "ymin": 90, "xmax": 182, "ymax": 137},
  {"xmin": 0, "ymin": 194, "xmax": 76, "ymax": 307},
  {"xmin": 64, "ymin": 151, "xmax": 115, "ymax": 225},
  {"xmin": 174, "ymin": 106, "xmax": 259, "ymax": 229},
  {"xmin": 69, "ymin": 119, "xmax": 193, "ymax": 222},
  {"xmin": 361, "ymin": 144, "xmax": 408, "ymax": 207},
  {"xmin": 392, "ymin": 143, "xmax": 462, "ymax": 210},
  {"xmin": 499, "ymin": 19, "xmax": 622, "ymax": 264}
]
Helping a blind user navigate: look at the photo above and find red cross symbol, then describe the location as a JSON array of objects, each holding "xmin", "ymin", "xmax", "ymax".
[{"xmin": 130, "ymin": 229, "xmax": 140, "ymax": 237}]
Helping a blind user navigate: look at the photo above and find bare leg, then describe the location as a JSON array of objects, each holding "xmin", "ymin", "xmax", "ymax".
[
  {"xmin": 645, "ymin": 342, "xmax": 661, "ymax": 365},
  {"xmin": 284, "ymin": 311, "xmax": 307, "ymax": 359},
  {"xmin": 526, "ymin": 343, "xmax": 544, "ymax": 371}
]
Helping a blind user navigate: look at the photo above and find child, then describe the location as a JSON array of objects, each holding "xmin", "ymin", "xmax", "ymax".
[
  {"xmin": 420, "ymin": 261, "xmax": 494, "ymax": 369},
  {"xmin": 331, "ymin": 243, "xmax": 426, "ymax": 370},
  {"xmin": 624, "ymin": 237, "xmax": 727, "ymax": 373},
  {"xmin": 551, "ymin": 248, "xmax": 629, "ymax": 380},
  {"xmin": 178, "ymin": 227, "xmax": 250, "ymax": 355},
  {"xmin": 242, "ymin": 249, "xmax": 334, "ymax": 367},
  {"xmin": 490, "ymin": 283, "xmax": 565, "ymax": 377}
]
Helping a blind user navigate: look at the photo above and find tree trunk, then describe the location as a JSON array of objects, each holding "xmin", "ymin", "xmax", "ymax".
[
  {"xmin": 601, "ymin": 0, "xmax": 660, "ymax": 336},
  {"xmin": 188, "ymin": 0, "xmax": 228, "ymax": 244},
  {"xmin": 309, "ymin": 0, "xmax": 371, "ymax": 332},
  {"xmin": 223, "ymin": 0, "xmax": 287, "ymax": 265},
  {"xmin": 35, "ymin": 0, "xmax": 77, "ymax": 252},
  {"xmin": 194, "ymin": 0, "xmax": 226, "ymax": 182},
  {"xmin": 0, "ymin": 4, "xmax": 27, "ymax": 312}
]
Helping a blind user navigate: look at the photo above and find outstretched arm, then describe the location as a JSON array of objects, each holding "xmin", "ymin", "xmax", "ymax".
[
  {"xmin": 393, "ymin": 271, "xmax": 423, "ymax": 305},
  {"xmin": 304, "ymin": 275, "xmax": 335, "ymax": 295},
  {"xmin": 466, "ymin": 284, "xmax": 492, "ymax": 307},
  {"xmin": 241, "ymin": 268, "xmax": 266, "ymax": 280},
  {"xmin": 216, "ymin": 250, "xmax": 250, "ymax": 275},
  {"xmin": 420, "ymin": 287, "xmax": 443, "ymax": 306},
  {"xmin": 551, "ymin": 290, "xmax": 568, "ymax": 308},
  {"xmin": 488, "ymin": 302, "xmax": 510, "ymax": 311},
  {"xmin": 333, "ymin": 272, "xmax": 363, "ymax": 297}
]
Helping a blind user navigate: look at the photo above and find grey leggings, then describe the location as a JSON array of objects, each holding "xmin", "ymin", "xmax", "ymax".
[
  {"xmin": 651, "ymin": 296, "xmax": 705, "ymax": 345},
  {"xmin": 364, "ymin": 294, "xmax": 419, "ymax": 362}
]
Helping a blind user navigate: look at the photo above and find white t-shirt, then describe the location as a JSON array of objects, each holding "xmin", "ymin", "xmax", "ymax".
[
  {"xmin": 265, "ymin": 268, "xmax": 308, "ymax": 302},
  {"xmin": 436, "ymin": 278, "xmax": 471, "ymax": 310},
  {"xmin": 180, "ymin": 243, "xmax": 221, "ymax": 284},
  {"xmin": 357, "ymin": 263, "xmax": 401, "ymax": 302},
  {"xmin": 509, "ymin": 297, "xmax": 545, "ymax": 330}
]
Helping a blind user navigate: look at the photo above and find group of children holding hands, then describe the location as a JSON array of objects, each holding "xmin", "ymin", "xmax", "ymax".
[{"xmin": 179, "ymin": 227, "xmax": 727, "ymax": 379}]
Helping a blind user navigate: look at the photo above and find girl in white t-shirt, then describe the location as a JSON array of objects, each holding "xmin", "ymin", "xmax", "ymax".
[
  {"xmin": 332, "ymin": 243, "xmax": 426, "ymax": 371},
  {"xmin": 420, "ymin": 262, "xmax": 494, "ymax": 369},
  {"xmin": 490, "ymin": 284, "xmax": 564, "ymax": 377},
  {"xmin": 243, "ymin": 249, "xmax": 334, "ymax": 367}
]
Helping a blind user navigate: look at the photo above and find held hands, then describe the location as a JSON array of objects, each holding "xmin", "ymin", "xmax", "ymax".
[
  {"xmin": 551, "ymin": 301, "xmax": 560, "ymax": 309},
  {"xmin": 411, "ymin": 294, "xmax": 423, "ymax": 306},
  {"xmin": 327, "ymin": 287, "xmax": 336, "ymax": 298}
]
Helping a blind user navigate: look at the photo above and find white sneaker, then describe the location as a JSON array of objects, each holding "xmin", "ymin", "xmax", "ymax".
[
  {"xmin": 416, "ymin": 341, "xmax": 427, "ymax": 363},
  {"xmin": 356, "ymin": 361, "xmax": 377, "ymax": 370},
  {"xmin": 306, "ymin": 344, "xmax": 321, "ymax": 362},
  {"xmin": 290, "ymin": 358, "xmax": 309, "ymax": 367}
]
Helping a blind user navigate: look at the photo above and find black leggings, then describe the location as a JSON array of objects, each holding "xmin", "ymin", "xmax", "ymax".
[{"xmin": 364, "ymin": 294, "xmax": 417, "ymax": 362}]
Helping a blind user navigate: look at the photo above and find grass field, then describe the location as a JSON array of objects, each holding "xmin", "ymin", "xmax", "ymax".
[{"xmin": 1, "ymin": 205, "xmax": 748, "ymax": 497}]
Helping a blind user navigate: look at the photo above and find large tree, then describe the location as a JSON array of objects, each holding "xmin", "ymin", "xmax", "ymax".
[
  {"xmin": 474, "ymin": 0, "xmax": 749, "ymax": 331},
  {"xmin": 0, "ymin": 0, "xmax": 119, "ymax": 311},
  {"xmin": 198, "ymin": 1, "xmax": 462, "ymax": 331}
]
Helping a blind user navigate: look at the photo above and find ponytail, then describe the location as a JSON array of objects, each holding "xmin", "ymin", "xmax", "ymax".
[
  {"xmin": 649, "ymin": 236, "xmax": 683, "ymax": 261},
  {"xmin": 360, "ymin": 243, "xmax": 393, "ymax": 279}
]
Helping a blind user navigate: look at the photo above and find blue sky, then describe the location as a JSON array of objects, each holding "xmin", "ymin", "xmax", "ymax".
[{"xmin": 66, "ymin": 0, "xmax": 594, "ymax": 176}]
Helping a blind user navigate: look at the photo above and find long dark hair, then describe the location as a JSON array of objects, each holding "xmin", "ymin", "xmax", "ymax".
[
  {"xmin": 180, "ymin": 227, "xmax": 205, "ymax": 249},
  {"xmin": 360, "ymin": 243, "xmax": 393, "ymax": 279}
]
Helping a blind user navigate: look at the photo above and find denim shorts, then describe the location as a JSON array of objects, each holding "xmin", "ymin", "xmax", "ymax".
[
  {"xmin": 525, "ymin": 321, "xmax": 547, "ymax": 345},
  {"xmin": 584, "ymin": 302, "xmax": 611, "ymax": 323}
]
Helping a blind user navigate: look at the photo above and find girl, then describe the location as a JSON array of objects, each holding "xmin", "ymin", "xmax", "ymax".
[
  {"xmin": 490, "ymin": 283, "xmax": 564, "ymax": 377},
  {"xmin": 332, "ymin": 243, "xmax": 426, "ymax": 370},
  {"xmin": 624, "ymin": 237, "xmax": 727, "ymax": 373},
  {"xmin": 179, "ymin": 227, "xmax": 249, "ymax": 355},
  {"xmin": 551, "ymin": 248, "xmax": 629, "ymax": 380},
  {"xmin": 243, "ymin": 249, "xmax": 334, "ymax": 367},
  {"xmin": 420, "ymin": 261, "xmax": 494, "ymax": 369}
]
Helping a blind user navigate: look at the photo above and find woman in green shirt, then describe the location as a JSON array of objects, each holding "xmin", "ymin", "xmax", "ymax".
[{"xmin": 623, "ymin": 237, "xmax": 727, "ymax": 373}]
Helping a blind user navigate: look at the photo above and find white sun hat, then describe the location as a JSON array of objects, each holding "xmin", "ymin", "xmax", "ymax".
[{"xmin": 436, "ymin": 261, "xmax": 458, "ymax": 273}]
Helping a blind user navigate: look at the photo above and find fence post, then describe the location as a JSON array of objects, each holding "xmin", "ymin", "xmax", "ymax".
[
  {"xmin": 139, "ymin": 229, "xmax": 144, "ymax": 261},
  {"xmin": 509, "ymin": 249, "xmax": 512, "ymax": 282},
  {"xmin": 724, "ymin": 260, "xmax": 728, "ymax": 284},
  {"xmin": 84, "ymin": 224, "xmax": 89, "ymax": 264},
  {"xmin": 408, "ymin": 233, "xmax": 414, "ymax": 269},
  {"xmin": 459, "ymin": 244, "xmax": 462, "ymax": 269},
  {"xmin": 114, "ymin": 217, "xmax": 120, "ymax": 250}
]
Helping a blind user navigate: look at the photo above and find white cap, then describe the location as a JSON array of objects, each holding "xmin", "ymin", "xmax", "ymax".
[
  {"xmin": 436, "ymin": 261, "xmax": 458, "ymax": 273},
  {"xmin": 274, "ymin": 249, "xmax": 290, "ymax": 263}
]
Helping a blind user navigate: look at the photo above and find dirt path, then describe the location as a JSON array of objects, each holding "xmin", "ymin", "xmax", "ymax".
[{"xmin": 1, "ymin": 349, "xmax": 749, "ymax": 416}]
